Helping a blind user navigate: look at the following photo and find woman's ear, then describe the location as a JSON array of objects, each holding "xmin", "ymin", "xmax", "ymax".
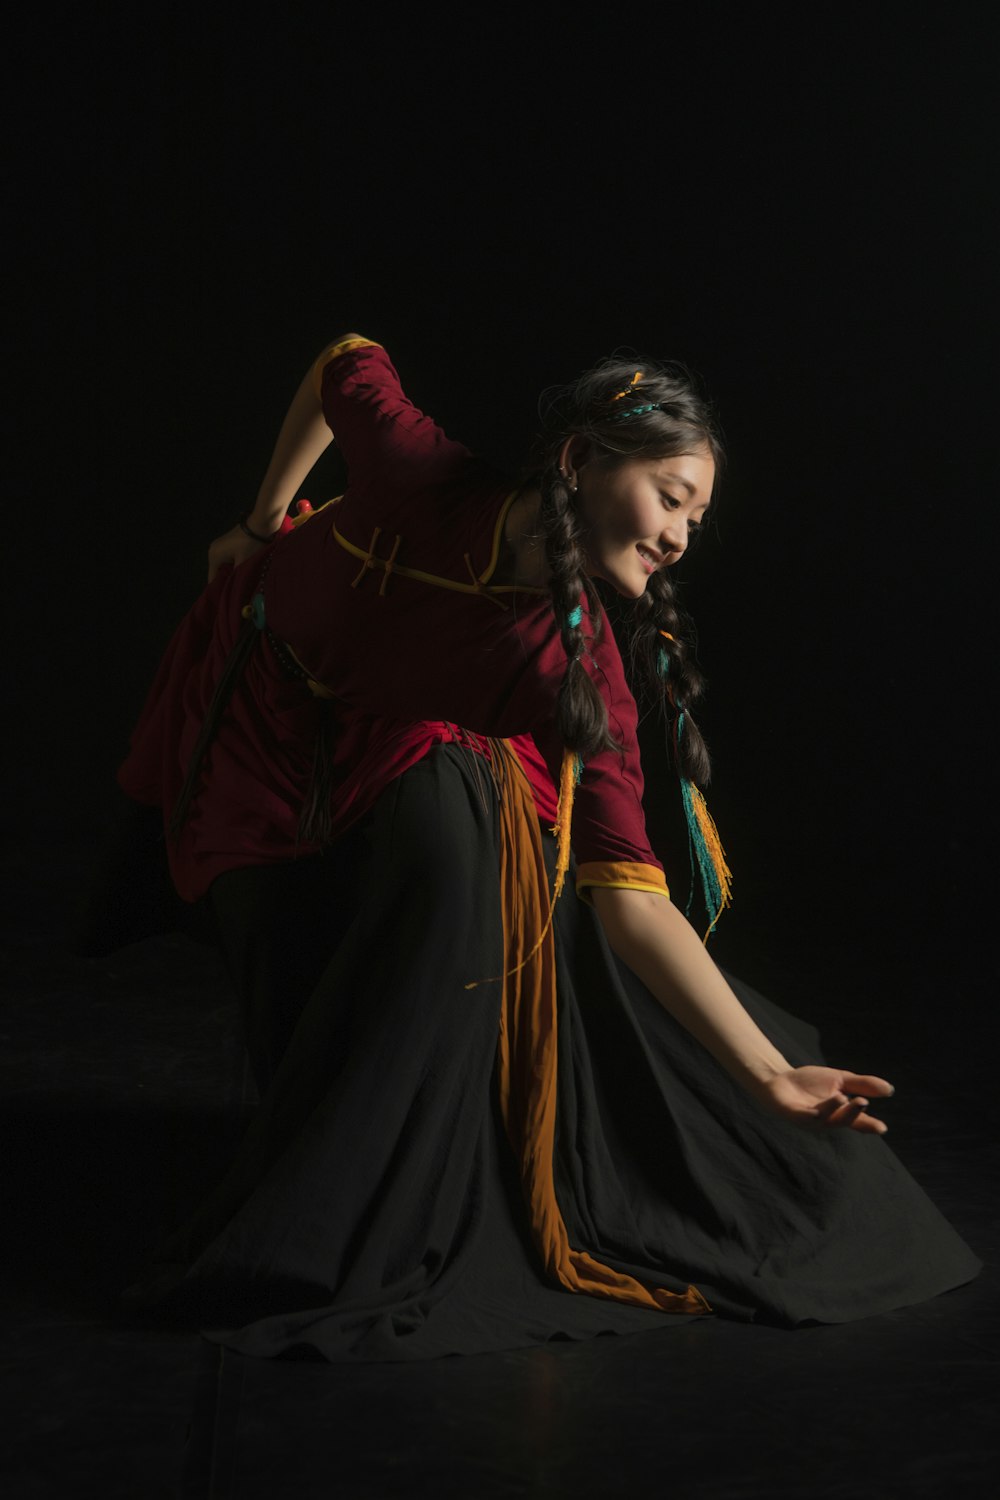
[{"xmin": 558, "ymin": 435, "xmax": 592, "ymax": 487}]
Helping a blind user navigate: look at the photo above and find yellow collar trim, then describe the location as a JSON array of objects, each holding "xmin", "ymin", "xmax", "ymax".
[
  {"xmin": 480, "ymin": 488, "xmax": 520, "ymax": 584},
  {"xmin": 331, "ymin": 494, "xmax": 547, "ymax": 599}
]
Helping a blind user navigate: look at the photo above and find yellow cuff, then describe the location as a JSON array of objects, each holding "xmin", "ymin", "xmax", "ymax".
[
  {"xmin": 575, "ymin": 861, "xmax": 670, "ymax": 905},
  {"xmin": 310, "ymin": 335, "xmax": 383, "ymax": 398}
]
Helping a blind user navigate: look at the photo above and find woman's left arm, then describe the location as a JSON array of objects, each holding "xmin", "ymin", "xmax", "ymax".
[
  {"xmin": 591, "ymin": 887, "xmax": 892, "ymax": 1133},
  {"xmin": 207, "ymin": 347, "xmax": 344, "ymax": 581}
]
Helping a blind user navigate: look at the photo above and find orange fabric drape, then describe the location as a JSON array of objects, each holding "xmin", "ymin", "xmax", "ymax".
[{"xmin": 494, "ymin": 740, "xmax": 710, "ymax": 1316}]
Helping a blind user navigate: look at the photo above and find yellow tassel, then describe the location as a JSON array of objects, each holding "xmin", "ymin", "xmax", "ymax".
[
  {"xmin": 550, "ymin": 747, "xmax": 578, "ymax": 904},
  {"xmin": 465, "ymin": 745, "xmax": 579, "ymax": 990},
  {"xmin": 688, "ymin": 783, "xmax": 733, "ymax": 941}
]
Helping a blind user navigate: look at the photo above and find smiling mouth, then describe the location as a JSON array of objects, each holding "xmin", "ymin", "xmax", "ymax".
[{"xmin": 636, "ymin": 545, "xmax": 664, "ymax": 573}]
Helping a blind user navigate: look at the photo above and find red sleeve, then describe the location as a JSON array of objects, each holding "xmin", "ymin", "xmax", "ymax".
[
  {"xmin": 311, "ymin": 336, "xmax": 472, "ymax": 498},
  {"xmin": 526, "ymin": 602, "xmax": 670, "ymax": 903}
]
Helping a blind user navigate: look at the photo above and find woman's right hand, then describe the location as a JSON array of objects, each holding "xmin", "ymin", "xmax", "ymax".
[
  {"xmin": 755, "ymin": 1066, "xmax": 894, "ymax": 1134},
  {"xmin": 207, "ymin": 523, "xmax": 271, "ymax": 582}
]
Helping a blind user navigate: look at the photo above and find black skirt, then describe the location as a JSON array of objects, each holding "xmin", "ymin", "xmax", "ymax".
[{"xmin": 118, "ymin": 744, "xmax": 981, "ymax": 1360}]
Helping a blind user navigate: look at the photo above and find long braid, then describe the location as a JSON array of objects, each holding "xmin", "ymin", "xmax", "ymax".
[
  {"xmin": 630, "ymin": 567, "xmax": 729, "ymax": 933},
  {"xmin": 538, "ymin": 464, "xmax": 619, "ymax": 761},
  {"xmin": 632, "ymin": 569, "xmax": 711, "ymax": 784}
]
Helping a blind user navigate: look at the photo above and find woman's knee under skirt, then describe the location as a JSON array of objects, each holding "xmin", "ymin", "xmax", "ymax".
[{"xmin": 118, "ymin": 744, "xmax": 981, "ymax": 1360}]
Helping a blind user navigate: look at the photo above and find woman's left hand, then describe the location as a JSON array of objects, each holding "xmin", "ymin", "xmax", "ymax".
[
  {"xmin": 757, "ymin": 1067, "xmax": 894, "ymax": 1134},
  {"xmin": 208, "ymin": 523, "xmax": 269, "ymax": 582}
]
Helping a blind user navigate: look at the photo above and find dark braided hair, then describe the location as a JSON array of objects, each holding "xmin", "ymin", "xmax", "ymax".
[
  {"xmin": 523, "ymin": 355, "xmax": 724, "ymax": 784},
  {"xmin": 539, "ymin": 470, "xmax": 619, "ymax": 760}
]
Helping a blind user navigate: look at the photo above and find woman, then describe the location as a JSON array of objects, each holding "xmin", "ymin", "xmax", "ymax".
[{"xmin": 115, "ymin": 335, "xmax": 980, "ymax": 1360}]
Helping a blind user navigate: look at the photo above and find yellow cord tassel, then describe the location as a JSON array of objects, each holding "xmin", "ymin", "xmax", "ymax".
[
  {"xmin": 550, "ymin": 746, "xmax": 579, "ymax": 905},
  {"xmin": 465, "ymin": 745, "xmax": 580, "ymax": 990},
  {"xmin": 683, "ymin": 781, "xmax": 733, "ymax": 942}
]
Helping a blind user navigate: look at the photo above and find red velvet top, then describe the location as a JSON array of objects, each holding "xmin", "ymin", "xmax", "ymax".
[{"xmin": 118, "ymin": 338, "xmax": 668, "ymax": 904}]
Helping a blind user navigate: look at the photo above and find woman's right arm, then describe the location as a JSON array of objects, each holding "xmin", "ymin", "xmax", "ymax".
[
  {"xmin": 206, "ymin": 338, "xmax": 361, "ymax": 581},
  {"xmin": 591, "ymin": 886, "xmax": 893, "ymax": 1133}
]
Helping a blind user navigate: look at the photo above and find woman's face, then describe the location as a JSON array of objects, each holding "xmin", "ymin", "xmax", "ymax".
[{"xmin": 570, "ymin": 448, "xmax": 715, "ymax": 599}]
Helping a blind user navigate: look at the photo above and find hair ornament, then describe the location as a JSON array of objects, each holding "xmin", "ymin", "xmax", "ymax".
[
  {"xmin": 608, "ymin": 402, "xmax": 663, "ymax": 424},
  {"xmin": 609, "ymin": 370, "xmax": 643, "ymax": 402},
  {"xmin": 565, "ymin": 605, "xmax": 583, "ymax": 629},
  {"xmin": 657, "ymin": 629, "xmax": 676, "ymax": 680}
]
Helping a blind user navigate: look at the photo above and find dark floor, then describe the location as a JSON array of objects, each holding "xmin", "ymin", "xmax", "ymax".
[{"xmin": 2, "ymin": 836, "xmax": 996, "ymax": 1499}]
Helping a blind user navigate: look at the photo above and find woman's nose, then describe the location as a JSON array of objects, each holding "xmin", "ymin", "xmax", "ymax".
[{"xmin": 659, "ymin": 518, "xmax": 688, "ymax": 557}]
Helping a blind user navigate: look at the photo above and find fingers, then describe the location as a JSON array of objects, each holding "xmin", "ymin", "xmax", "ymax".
[
  {"xmin": 819, "ymin": 1095, "xmax": 866, "ymax": 1127},
  {"xmin": 817, "ymin": 1094, "xmax": 889, "ymax": 1135},
  {"xmin": 840, "ymin": 1073, "xmax": 895, "ymax": 1099},
  {"xmin": 851, "ymin": 1112, "xmax": 889, "ymax": 1136}
]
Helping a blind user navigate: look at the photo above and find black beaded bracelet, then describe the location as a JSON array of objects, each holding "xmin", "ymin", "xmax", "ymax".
[{"xmin": 239, "ymin": 516, "xmax": 275, "ymax": 545}]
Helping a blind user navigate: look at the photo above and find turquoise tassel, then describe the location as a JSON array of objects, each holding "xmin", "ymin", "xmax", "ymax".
[
  {"xmin": 660, "ymin": 646, "xmax": 730, "ymax": 936},
  {"xmin": 680, "ymin": 778, "xmax": 718, "ymax": 926},
  {"xmin": 675, "ymin": 711, "xmax": 700, "ymax": 918}
]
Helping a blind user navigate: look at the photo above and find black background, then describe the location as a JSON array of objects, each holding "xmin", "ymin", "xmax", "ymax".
[{"xmin": 9, "ymin": 3, "xmax": 997, "ymax": 1038}]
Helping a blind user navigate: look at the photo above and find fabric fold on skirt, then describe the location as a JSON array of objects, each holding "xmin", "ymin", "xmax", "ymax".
[
  {"xmin": 117, "ymin": 743, "xmax": 981, "ymax": 1359},
  {"xmin": 491, "ymin": 738, "xmax": 709, "ymax": 1315}
]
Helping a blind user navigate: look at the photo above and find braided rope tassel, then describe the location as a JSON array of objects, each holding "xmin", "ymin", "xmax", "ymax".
[
  {"xmin": 468, "ymin": 596, "xmax": 590, "ymax": 991},
  {"xmin": 551, "ymin": 747, "xmax": 584, "ymax": 905},
  {"xmin": 679, "ymin": 770, "xmax": 733, "ymax": 942},
  {"xmin": 465, "ymin": 744, "xmax": 583, "ymax": 990}
]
